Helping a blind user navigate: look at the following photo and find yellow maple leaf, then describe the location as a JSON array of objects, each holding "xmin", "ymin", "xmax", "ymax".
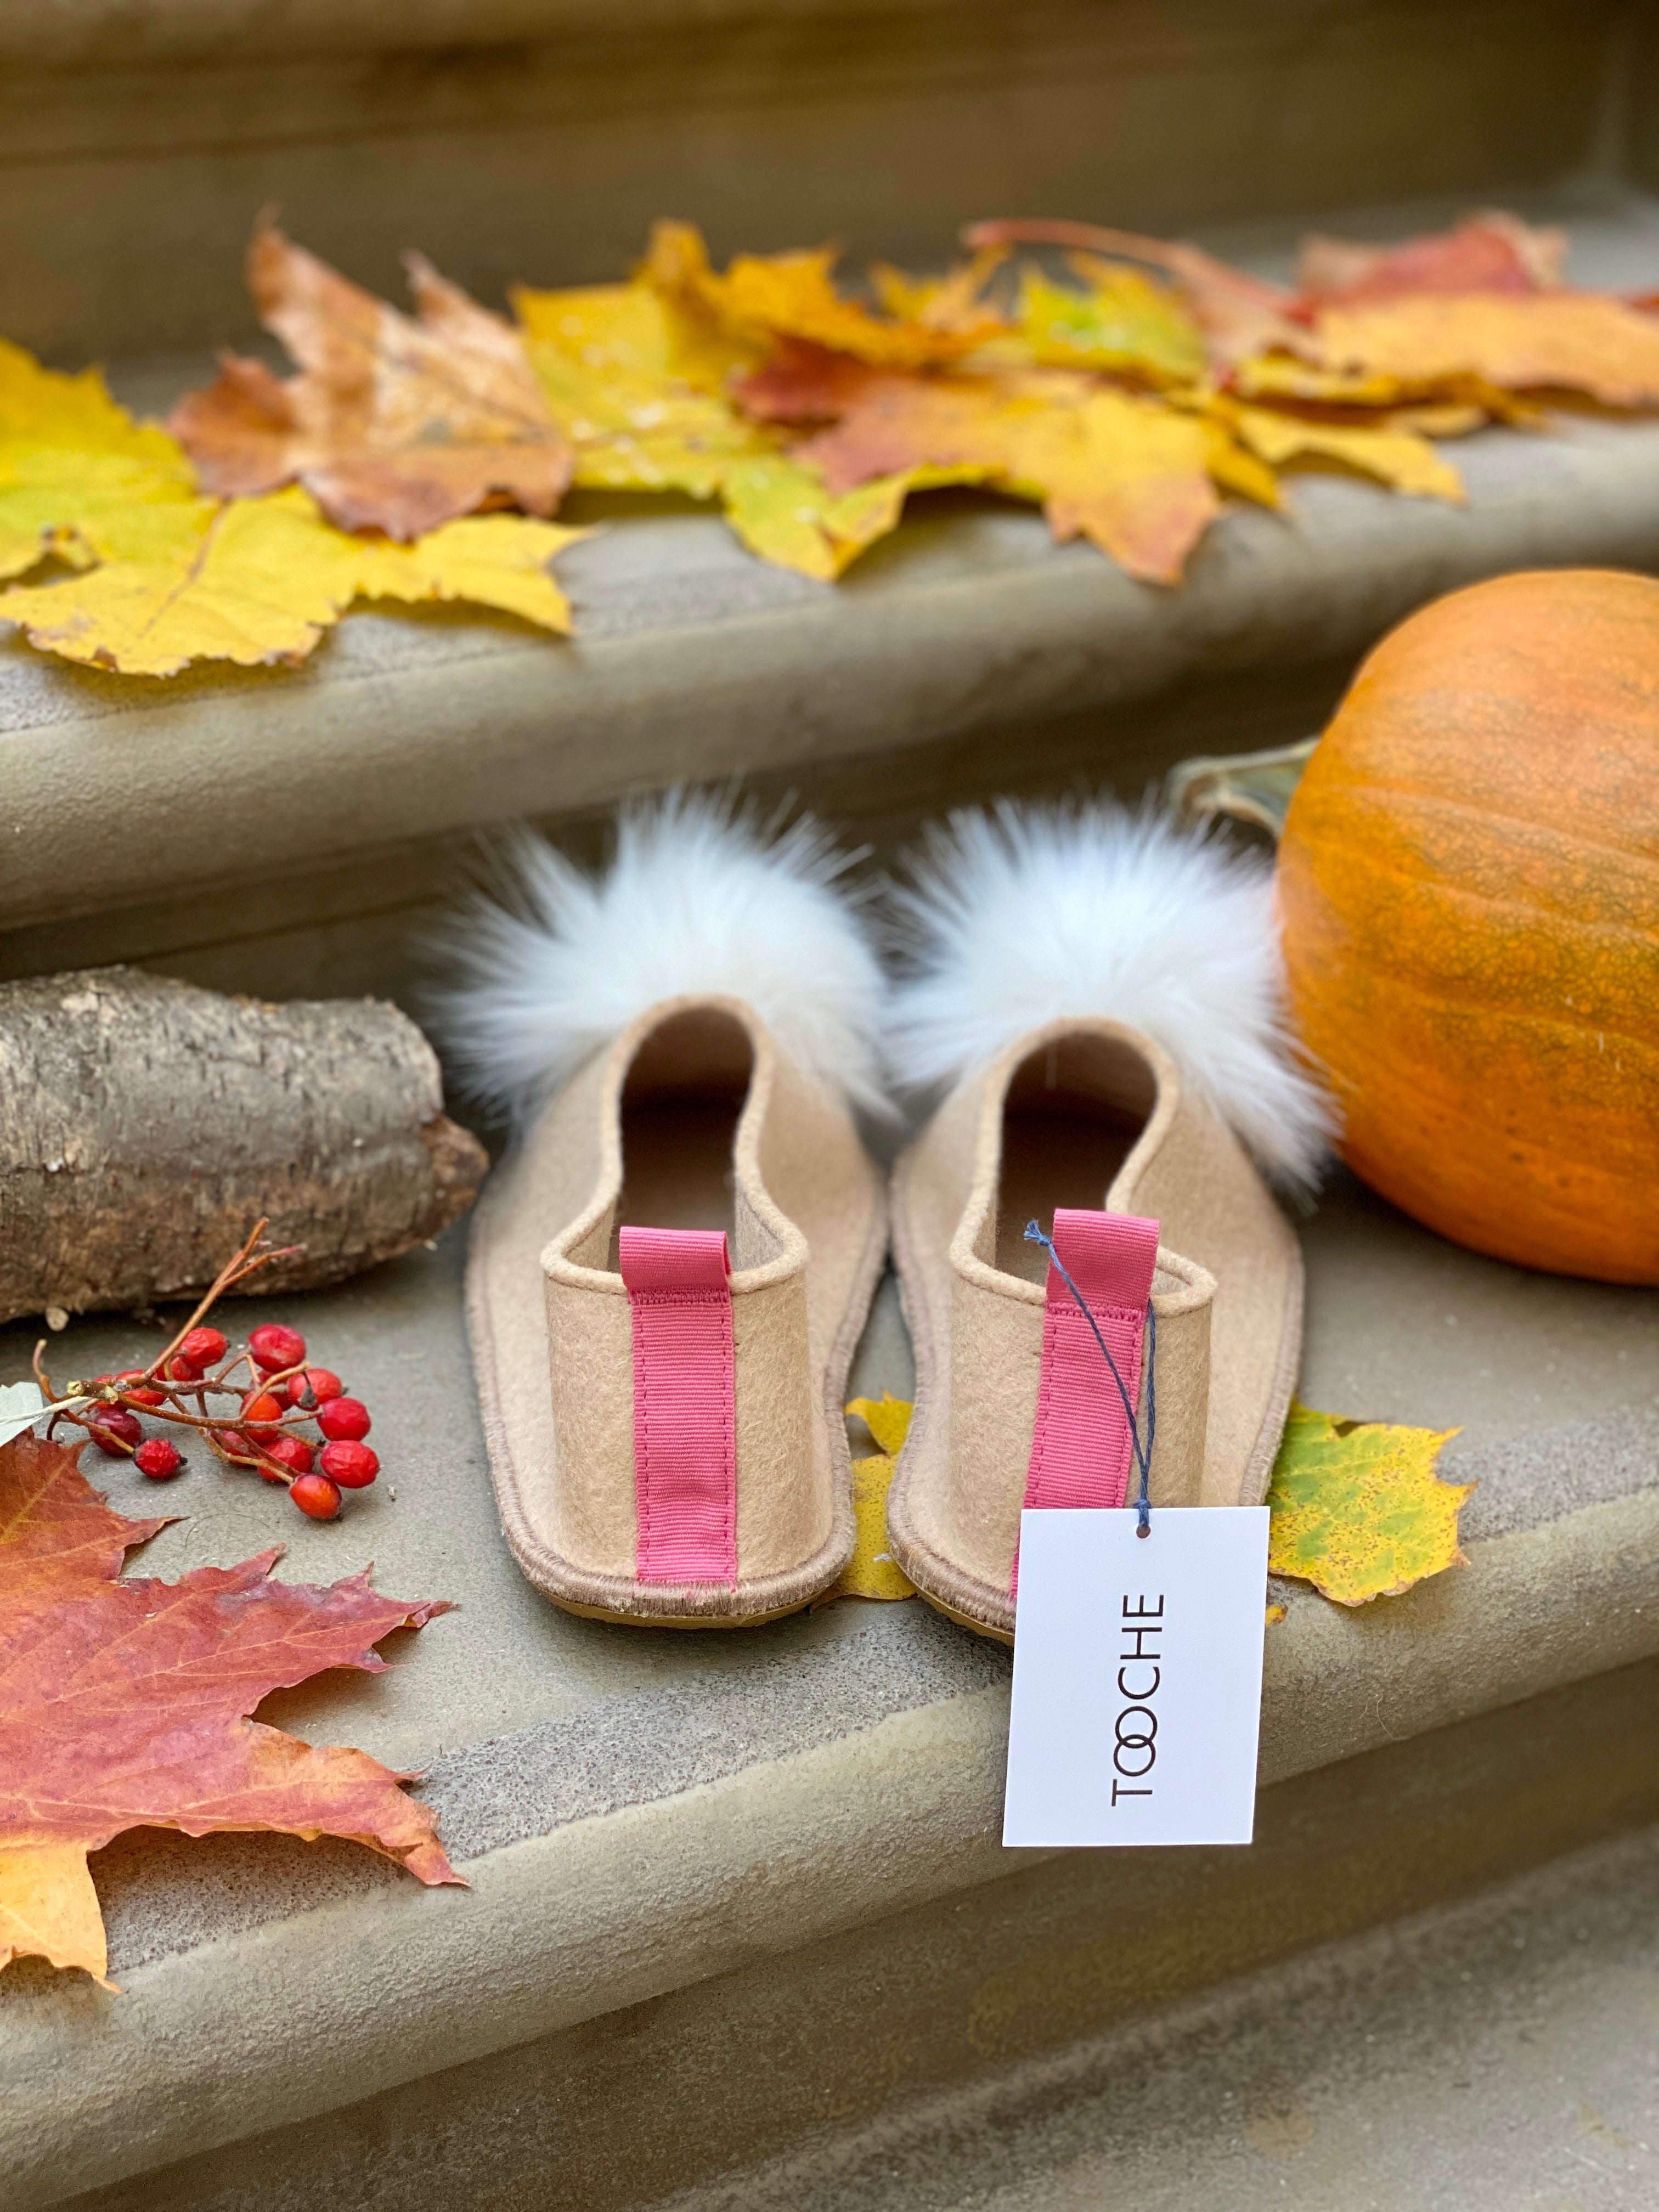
[
  {"xmin": 644, "ymin": 220, "xmax": 998, "ymax": 369},
  {"xmin": 3, "ymin": 483, "xmax": 582, "ymax": 677},
  {"xmin": 997, "ymin": 382, "xmax": 1221, "ymax": 581},
  {"xmin": 1381, "ymin": 402, "xmax": 1489, "ymax": 438},
  {"xmin": 1234, "ymin": 355, "xmax": 1420, "ymax": 408},
  {"xmin": 846, "ymin": 1393, "xmax": 914, "ymax": 1458},
  {"xmin": 822, "ymin": 1395, "xmax": 917, "ymax": 1604},
  {"xmin": 719, "ymin": 453, "xmax": 984, "ymax": 582},
  {"xmin": 1217, "ymin": 397, "xmax": 1465, "ymax": 503},
  {"xmin": 1015, "ymin": 256, "xmax": 1206, "ymax": 386},
  {"xmin": 2, "ymin": 489, "xmax": 353, "ymax": 672},
  {"xmin": 516, "ymin": 276, "xmax": 751, "ymax": 393},
  {"xmin": 0, "ymin": 339, "xmax": 204, "ymax": 579},
  {"xmin": 0, "ymin": 337, "xmax": 158, "ymax": 459},
  {"xmin": 532, "ymin": 270, "xmax": 1003, "ymax": 578},
  {"xmin": 631, "ymin": 228, "xmax": 774, "ymax": 391},
  {"xmin": 1199, "ymin": 415, "xmax": 1281, "ymax": 508},
  {"xmin": 516, "ymin": 278, "xmax": 775, "ymax": 495},
  {"xmin": 354, "ymin": 511, "xmax": 583, "ymax": 630},
  {"xmin": 0, "ymin": 342, "xmax": 584, "ymax": 675},
  {"xmin": 1266, "ymin": 1400, "xmax": 1474, "ymax": 1607},
  {"xmin": 869, "ymin": 246, "xmax": 1008, "ymax": 334}
]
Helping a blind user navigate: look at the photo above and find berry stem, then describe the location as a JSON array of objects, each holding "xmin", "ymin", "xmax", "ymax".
[{"xmin": 142, "ymin": 1219, "xmax": 303, "ymax": 1390}]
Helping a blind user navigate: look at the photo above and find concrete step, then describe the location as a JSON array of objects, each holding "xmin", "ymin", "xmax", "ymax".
[{"xmin": 663, "ymin": 1818, "xmax": 1659, "ymax": 2212}]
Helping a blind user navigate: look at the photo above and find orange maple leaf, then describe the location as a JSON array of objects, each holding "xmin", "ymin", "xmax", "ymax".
[
  {"xmin": 171, "ymin": 225, "xmax": 573, "ymax": 540},
  {"xmin": 743, "ymin": 346, "xmax": 1216, "ymax": 584},
  {"xmin": 1317, "ymin": 291, "xmax": 1659, "ymax": 409},
  {"xmin": 0, "ymin": 1432, "xmax": 461, "ymax": 1987}
]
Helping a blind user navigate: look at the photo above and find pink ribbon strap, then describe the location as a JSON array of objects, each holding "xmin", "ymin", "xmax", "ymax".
[
  {"xmin": 619, "ymin": 1226, "xmax": 737, "ymax": 1586},
  {"xmin": 1014, "ymin": 1207, "xmax": 1160, "ymax": 1593}
]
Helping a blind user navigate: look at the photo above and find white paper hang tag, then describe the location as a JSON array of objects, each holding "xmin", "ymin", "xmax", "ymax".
[{"xmin": 1002, "ymin": 1505, "xmax": 1271, "ymax": 1849}]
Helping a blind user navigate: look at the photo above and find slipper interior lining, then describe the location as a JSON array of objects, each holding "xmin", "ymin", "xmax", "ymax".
[
  {"xmin": 608, "ymin": 1006, "xmax": 752, "ymax": 1261},
  {"xmin": 993, "ymin": 1031, "xmax": 1156, "ymax": 1283}
]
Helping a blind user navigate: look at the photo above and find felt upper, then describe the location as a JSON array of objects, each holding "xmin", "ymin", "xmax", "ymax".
[
  {"xmin": 466, "ymin": 996, "xmax": 886, "ymax": 1622},
  {"xmin": 885, "ymin": 1019, "xmax": 1302, "ymax": 1641}
]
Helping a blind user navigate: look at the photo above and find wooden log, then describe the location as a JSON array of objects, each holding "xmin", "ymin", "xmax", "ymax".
[{"xmin": 0, "ymin": 966, "xmax": 488, "ymax": 1323}]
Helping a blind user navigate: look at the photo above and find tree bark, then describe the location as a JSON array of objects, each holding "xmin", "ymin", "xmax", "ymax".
[{"xmin": 0, "ymin": 967, "xmax": 488, "ymax": 1322}]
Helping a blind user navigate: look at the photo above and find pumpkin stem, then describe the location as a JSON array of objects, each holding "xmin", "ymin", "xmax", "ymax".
[{"xmin": 1166, "ymin": 736, "xmax": 1319, "ymax": 842}]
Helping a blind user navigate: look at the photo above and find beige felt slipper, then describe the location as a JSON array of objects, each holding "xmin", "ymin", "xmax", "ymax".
[
  {"xmin": 439, "ymin": 797, "xmax": 889, "ymax": 1627},
  {"xmin": 881, "ymin": 802, "xmax": 1331, "ymax": 1644}
]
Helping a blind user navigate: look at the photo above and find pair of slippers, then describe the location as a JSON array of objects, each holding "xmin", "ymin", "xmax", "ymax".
[{"xmin": 445, "ymin": 795, "xmax": 1328, "ymax": 1644}]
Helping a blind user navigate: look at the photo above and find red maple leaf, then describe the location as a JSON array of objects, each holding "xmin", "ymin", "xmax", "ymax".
[{"xmin": 0, "ymin": 1432, "xmax": 461, "ymax": 1987}]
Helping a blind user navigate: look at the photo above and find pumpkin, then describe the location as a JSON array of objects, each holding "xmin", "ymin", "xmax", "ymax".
[{"xmin": 1277, "ymin": 568, "xmax": 1659, "ymax": 1283}]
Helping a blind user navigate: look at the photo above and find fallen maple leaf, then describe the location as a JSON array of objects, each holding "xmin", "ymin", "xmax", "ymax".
[
  {"xmin": 644, "ymin": 219, "xmax": 1003, "ymax": 369},
  {"xmin": 822, "ymin": 1395, "xmax": 916, "ymax": 1604},
  {"xmin": 1296, "ymin": 211, "xmax": 1566, "ymax": 306},
  {"xmin": 0, "ymin": 343, "xmax": 583, "ymax": 674},
  {"xmin": 1015, "ymin": 255, "xmax": 1206, "ymax": 386},
  {"xmin": 0, "ymin": 1431, "xmax": 460, "ymax": 1987},
  {"xmin": 171, "ymin": 227, "xmax": 573, "ymax": 539},
  {"xmin": 516, "ymin": 274, "xmax": 743, "ymax": 395},
  {"xmin": 520, "ymin": 286, "xmax": 992, "ymax": 579},
  {"xmin": 0, "ymin": 337, "xmax": 205, "ymax": 581},
  {"xmin": 2, "ymin": 482, "xmax": 582, "ymax": 677},
  {"xmin": 1014, "ymin": 386, "xmax": 1220, "ymax": 580},
  {"xmin": 1197, "ymin": 414, "xmax": 1282, "ymax": 509},
  {"xmin": 518, "ymin": 284, "xmax": 961, "ymax": 579},
  {"xmin": 870, "ymin": 247, "xmax": 1009, "ymax": 335},
  {"xmin": 785, "ymin": 364, "xmax": 1219, "ymax": 584},
  {"xmin": 1228, "ymin": 351, "xmax": 1541, "ymax": 425},
  {"xmin": 719, "ymin": 453, "xmax": 983, "ymax": 582},
  {"xmin": 452, "ymin": 211, "xmax": 1659, "ymax": 593},
  {"xmin": 1214, "ymin": 396, "xmax": 1465, "ymax": 503},
  {"xmin": 515, "ymin": 278, "xmax": 773, "ymax": 496},
  {"xmin": 349, "ymin": 510, "xmax": 582, "ymax": 632},
  {"xmin": 17, "ymin": 204, "xmax": 1654, "ymax": 646},
  {"xmin": 1265, "ymin": 1400, "xmax": 1474, "ymax": 1607},
  {"xmin": 965, "ymin": 217, "xmax": 1309, "ymax": 367},
  {"xmin": 1317, "ymin": 291, "xmax": 1659, "ymax": 409}
]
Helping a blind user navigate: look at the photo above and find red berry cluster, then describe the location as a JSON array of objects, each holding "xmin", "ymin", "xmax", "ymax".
[{"xmin": 38, "ymin": 1221, "xmax": 382, "ymax": 1523}]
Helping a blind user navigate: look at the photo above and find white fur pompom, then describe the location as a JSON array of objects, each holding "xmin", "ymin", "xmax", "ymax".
[
  {"xmin": 433, "ymin": 792, "xmax": 889, "ymax": 1126},
  {"xmin": 886, "ymin": 800, "xmax": 1334, "ymax": 1189}
]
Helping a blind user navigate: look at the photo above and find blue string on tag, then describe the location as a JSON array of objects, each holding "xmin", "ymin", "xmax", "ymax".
[{"xmin": 1024, "ymin": 1220, "xmax": 1158, "ymax": 1538}]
